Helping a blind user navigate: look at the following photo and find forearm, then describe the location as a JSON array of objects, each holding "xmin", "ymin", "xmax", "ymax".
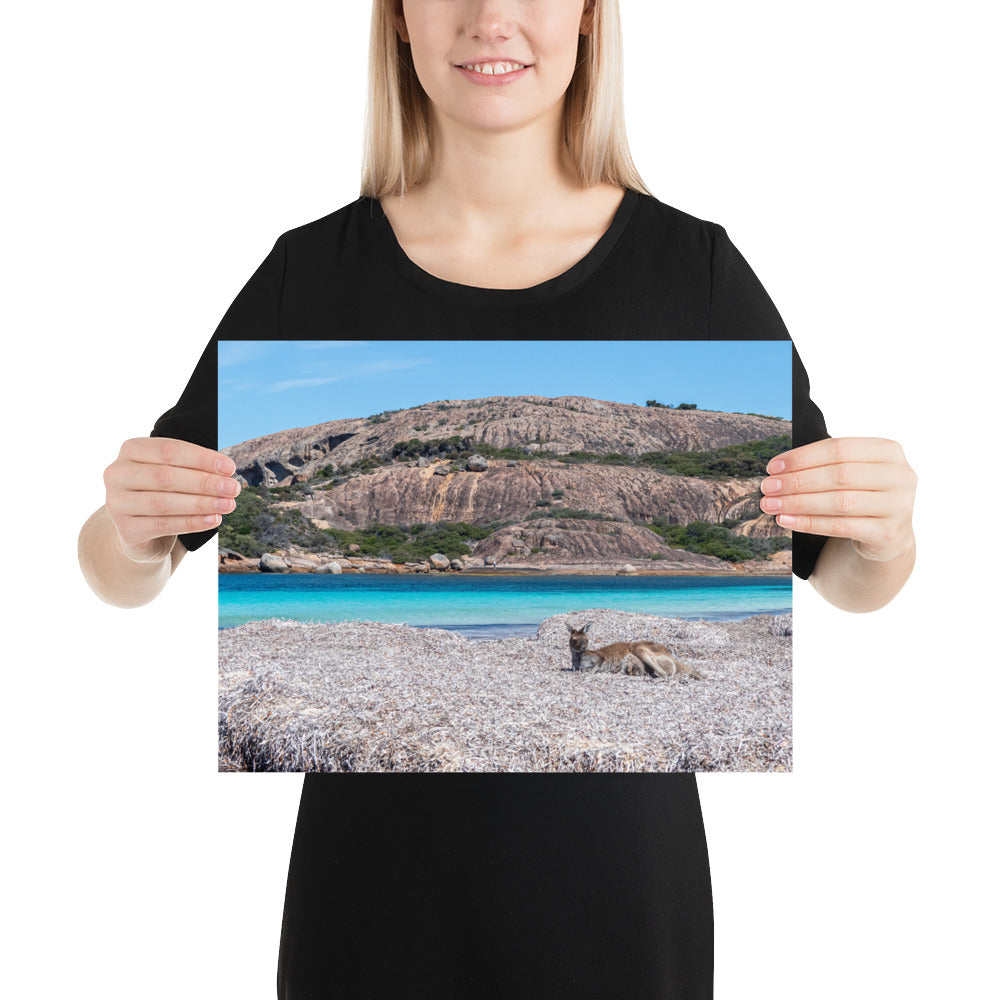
[
  {"xmin": 807, "ymin": 533, "xmax": 916, "ymax": 613},
  {"xmin": 78, "ymin": 506, "xmax": 186, "ymax": 609}
]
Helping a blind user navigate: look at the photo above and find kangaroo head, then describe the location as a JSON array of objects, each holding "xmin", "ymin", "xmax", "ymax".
[{"xmin": 566, "ymin": 620, "xmax": 593, "ymax": 654}]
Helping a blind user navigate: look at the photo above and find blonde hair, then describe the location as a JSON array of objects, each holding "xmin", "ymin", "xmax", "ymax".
[{"xmin": 360, "ymin": 0, "xmax": 651, "ymax": 199}]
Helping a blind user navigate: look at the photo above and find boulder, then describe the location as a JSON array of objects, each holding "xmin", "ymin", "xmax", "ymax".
[
  {"xmin": 429, "ymin": 552, "xmax": 451, "ymax": 571},
  {"xmin": 259, "ymin": 553, "xmax": 290, "ymax": 573},
  {"xmin": 449, "ymin": 559, "xmax": 463, "ymax": 571},
  {"xmin": 314, "ymin": 562, "xmax": 343, "ymax": 574},
  {"xmin": 218, "ymin": 547, "xmax": 256, "ymax": 572},
  {"xmin": 466, "ymin": 454, "xmax": 488, "ymax": 472},
  {"xmin": 617, "ymin": 563, "xmax": 637, "ymax": 575}
]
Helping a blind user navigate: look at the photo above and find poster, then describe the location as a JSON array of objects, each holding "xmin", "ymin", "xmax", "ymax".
[{"xmin": 218, "ymin": 339, "xmax": 792, "ymax": 772}]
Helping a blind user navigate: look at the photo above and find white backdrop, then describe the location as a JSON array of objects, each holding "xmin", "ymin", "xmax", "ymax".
[{"xmin": 5, "ymin": 2, "xmax": 996, "ymax": 997}]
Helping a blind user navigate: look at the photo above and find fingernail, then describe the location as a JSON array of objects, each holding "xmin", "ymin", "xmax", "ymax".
[
  {"xmin": 762, "ymin": 478, "xmax": 782, "ymax": 493},
  {"xmin": 215, "ymin": 458, "xmax": 234, "ymax": 475},
  {"xmin": 777, "ymin": 514, "xmax": 796, "ymax": 526},
  {"xmin": 768, "ymin": 459, "xmax": 785, "ymax": 474}
]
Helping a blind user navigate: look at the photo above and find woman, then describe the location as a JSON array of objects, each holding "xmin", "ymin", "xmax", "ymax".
[{"xmin": 79, "ymin": 1, "xmax": 917, "ymax": 995}]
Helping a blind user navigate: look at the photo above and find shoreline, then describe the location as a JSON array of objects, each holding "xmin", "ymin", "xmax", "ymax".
[
  {"xmin": 219, "ymin": 564, "xmax": 790, "ymax": 577},
  {"xmin": 218, "ymin": 606, "xmax": 793, "ymax": 633},
  {"xmin": 220, "ymin": 545, "xmax": 792, "ymax": 578}
]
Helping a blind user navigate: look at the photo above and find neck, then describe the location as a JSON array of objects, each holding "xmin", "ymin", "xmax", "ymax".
[{"xmin": 417, "ymin": 108, "xmax": 583, "ymax": 231}]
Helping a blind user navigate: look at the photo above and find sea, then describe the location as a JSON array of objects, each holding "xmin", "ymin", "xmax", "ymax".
[{"xmin": 218, "ymin": 574, "xmax": 792, "ymax": 640}]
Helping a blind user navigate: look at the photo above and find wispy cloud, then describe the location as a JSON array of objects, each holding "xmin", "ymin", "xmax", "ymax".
[
  {"xmin": 265, "ymin": 357, "xmax": 429, "ymax": 393},
  {"xmin": 219, "ymin": 378, "xmax": 260, "ymax": 398},
  {"xmin": 218, "ymin": 342, "xmax": 272, "ymax": 367},
  {"xmin": 266, "ymin": 375, "xmax": 346, "ymax": 392}
]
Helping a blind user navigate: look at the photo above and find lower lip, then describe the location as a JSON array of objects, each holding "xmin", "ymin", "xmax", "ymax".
[{"xmin": 455, "ymin": 64, "xmax": 531, "ymax": 86}]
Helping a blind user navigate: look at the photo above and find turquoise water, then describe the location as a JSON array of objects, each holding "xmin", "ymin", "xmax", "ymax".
[{"xmin": 219, "ymin": 574, "xmax": 791, "ymax": 639}]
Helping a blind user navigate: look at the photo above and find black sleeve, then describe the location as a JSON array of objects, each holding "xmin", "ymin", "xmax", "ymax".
[
  {"xmin": 149, "ymin": 232, "xmax": 286, "ymax": 553},
  {"xmin": 709, "ymin": 223, "xmax": 831, "ymax": 581}
]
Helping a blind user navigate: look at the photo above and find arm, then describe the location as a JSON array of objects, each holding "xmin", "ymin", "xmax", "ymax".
[
  {"xmin": 78, "ymin": 505, "xmax": 188, "ymax": 609},
  {"xmin": 78, "ymin": 231, "xmax": 286, "ymax": 608},
  {"xmin": 707, "ymin": 225, "xmax": 916, "ymax": 607},
  {"xmin": 809, "ymin": 534, "xmax": 916, "ymax": 613},
  {"xmin": 78, "ymin": 436, "xmax": 239, "ymax": 609}
]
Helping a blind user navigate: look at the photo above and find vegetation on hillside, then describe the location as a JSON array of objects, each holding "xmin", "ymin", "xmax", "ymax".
[
  {"xmin": 562, "ymin": 434, "xmax": 791, "ymax": 479},
  {"xmin": 647, "ymin": 518, "xmax": 791, "ymax": 562},
  {"xmin": 219, "ymin": 486, "xmax": 333, "ymax": 558},
  {"xmin": 320, "ymin": 520, "xmax": 506, "ymax": 565},
  {"xmin": 384, "ymin": 432, "xmax": 790, "ymax": 480}
]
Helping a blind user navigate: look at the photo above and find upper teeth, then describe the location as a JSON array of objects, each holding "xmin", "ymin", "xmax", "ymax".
[{"xmin": 462, "ymin": 62, "xmax": 525, "ymax": 75}]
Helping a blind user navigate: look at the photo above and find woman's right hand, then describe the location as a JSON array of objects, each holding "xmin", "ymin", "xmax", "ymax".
[{"xmin": 103, "ymin": 437, "xmax": 241, "ymax": 563}]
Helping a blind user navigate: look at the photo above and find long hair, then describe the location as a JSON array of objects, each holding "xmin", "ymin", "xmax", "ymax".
[{"xmin": 360, "ymin": 0, "xmax": 651, "ymax": 199}]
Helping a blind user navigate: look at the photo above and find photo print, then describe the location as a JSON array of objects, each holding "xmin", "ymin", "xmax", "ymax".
[{"xmin": 218, "ymin": 339, "xmax": 793, "ymax": 773}]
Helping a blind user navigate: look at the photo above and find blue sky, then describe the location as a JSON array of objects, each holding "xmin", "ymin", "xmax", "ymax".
[{"xmin": 218, "ymin": 340, "xmax": 791, "ymax": 448}]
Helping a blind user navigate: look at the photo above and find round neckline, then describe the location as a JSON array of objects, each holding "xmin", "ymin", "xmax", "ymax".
[{"xmin": 368, "ymin": 187, "xmax": 639, "ymax": 306}]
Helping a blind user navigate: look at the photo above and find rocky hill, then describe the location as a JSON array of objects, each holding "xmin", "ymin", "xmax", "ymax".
[
  {"xmin": 223, "ymin": 394, "xmax": 787, "ymax": 487},
  {"xmin": 219, "ymin": 395, "xmax": 792, "ymax": 574}
]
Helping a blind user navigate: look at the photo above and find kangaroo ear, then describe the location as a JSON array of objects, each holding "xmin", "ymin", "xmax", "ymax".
[
  {"xmin": 583, "ymin": 621, "xmax": 592, "ymax": 632},
  {"xmin": 566, "ymin": 622, "xmax": 576, "ymax": 633}
]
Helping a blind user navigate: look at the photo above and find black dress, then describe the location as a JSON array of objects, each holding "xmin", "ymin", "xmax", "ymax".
[{"xmin": 151, "ymin": 188, "xmax": 830, "ymax": 998}]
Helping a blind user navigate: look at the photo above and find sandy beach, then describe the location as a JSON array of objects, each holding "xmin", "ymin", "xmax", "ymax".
[{"xmin": 219, "ymin": 609, "xmax": 793, "ymax": 773}]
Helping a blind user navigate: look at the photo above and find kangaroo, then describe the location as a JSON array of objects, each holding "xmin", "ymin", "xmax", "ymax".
[{"xmin": 566, "ymin": 621, "xmax": 702, "ymax": 679}]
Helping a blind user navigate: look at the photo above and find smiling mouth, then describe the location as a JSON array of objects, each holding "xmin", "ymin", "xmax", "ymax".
[{"xmin": 456, "ymin": 61, "xmax": 531, "ymax": 76}]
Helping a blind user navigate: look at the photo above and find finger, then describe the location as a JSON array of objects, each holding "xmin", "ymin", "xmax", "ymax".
[
  {"xmin": 114, "ymin": 455, "xmax": 241, "ymax": 499},
  {"xmin": 113, "ymin": 488, "xmax": 238, "ymax": 519},
  {"xmin": 760, "ymin": 489, "xmax": 897, "ymax": 519},
  {"xmin": 766, "ymin": 437, "xmax": 904, "ymax": 476},
  {"xmin": 122, "ymin": 436, "xmax": 236, "ymax": 476},
  {"xmin": 761, "ymin": 462, "xmax": 912, "ymax": 497}
]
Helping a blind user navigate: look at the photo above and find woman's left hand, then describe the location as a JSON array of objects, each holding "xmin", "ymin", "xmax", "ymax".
[{"xmin": 759, "ymin": 437, "xmax": 917, "ymax": 562}]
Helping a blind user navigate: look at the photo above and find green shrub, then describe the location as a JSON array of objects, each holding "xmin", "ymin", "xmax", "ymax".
[
  {"xmin": 636, "ymin": 434, "xmax": 791, "ymax": 479},
  {"xmin": 646, "ymin": 519, "xmax": 790, "ymax": 562},
  {"xmin": 319, "ymin": 519, "xmax": 503, "ymax": 563}
]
